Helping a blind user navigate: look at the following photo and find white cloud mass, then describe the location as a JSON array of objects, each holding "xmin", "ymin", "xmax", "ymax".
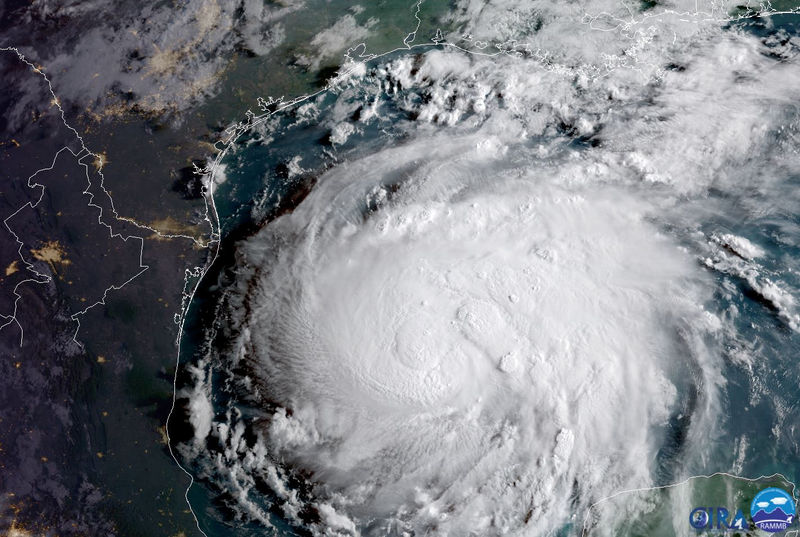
[{"xmin": 178, "ymin": 0, "xmax": 800, "ymax": 534}]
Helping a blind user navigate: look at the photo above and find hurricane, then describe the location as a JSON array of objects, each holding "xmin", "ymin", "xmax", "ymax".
[{"xmin": 173, "ymin": 2, "xmax": 800, "ymax": 536}]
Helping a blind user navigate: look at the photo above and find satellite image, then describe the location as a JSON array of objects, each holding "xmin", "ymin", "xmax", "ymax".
[{"xmin": 1, "ymin": 0, "xmax": 799, "ymax": 536}]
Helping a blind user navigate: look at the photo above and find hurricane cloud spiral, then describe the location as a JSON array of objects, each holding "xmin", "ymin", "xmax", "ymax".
[{"xmin": 176, "ymin": 2, "xmax": 800, "ymax": 536}]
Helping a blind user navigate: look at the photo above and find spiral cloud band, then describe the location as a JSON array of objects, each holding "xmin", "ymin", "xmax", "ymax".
[
  {"xmin": 210, "ymin": 136, "xmax": 719, "ymax": 535},
  {"xmin": 177, "ymin": 1, "xmax": 800, "ymax": 534}
]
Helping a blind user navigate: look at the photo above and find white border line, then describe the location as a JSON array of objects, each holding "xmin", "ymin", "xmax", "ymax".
[
  {"xmin": 581, "ymin": 471, "xmax": 799, "ymax": 536},
  {"xmin": 0, "ymin": 47, "xmax": 214, "ymax": 348}
]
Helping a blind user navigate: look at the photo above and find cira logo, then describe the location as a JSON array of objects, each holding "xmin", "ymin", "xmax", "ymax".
[
  {"xmin": 750, "ymin": 488, "xmax": 796, "ymax": 533},
  {"xmin": 689, "ymin": 506, "xmax": 746, "ymax": 531},
  {"xmin": 689, "ymin": 487, "xmax": 796, "ymax": 533}
]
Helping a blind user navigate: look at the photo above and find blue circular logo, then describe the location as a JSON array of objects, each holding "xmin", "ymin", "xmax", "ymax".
[
  {"xmin": 750, "ymin": 488, "xmax": 796, "ymax": 533},
  {"xmin": 689, "ymin": 507, "xmax": 710, "ymax": 529}
]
